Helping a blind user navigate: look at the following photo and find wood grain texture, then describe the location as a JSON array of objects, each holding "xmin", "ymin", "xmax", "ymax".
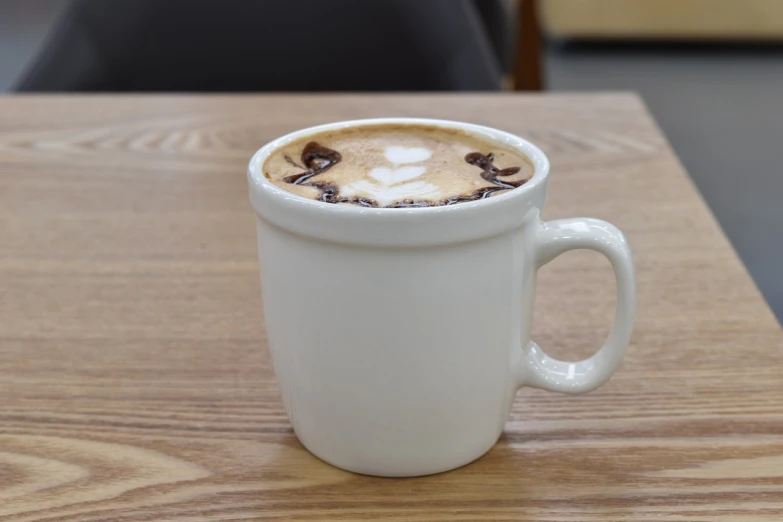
[{"xmin": 1, "ymin": 94, "xmax": 782, "ymax": 521}]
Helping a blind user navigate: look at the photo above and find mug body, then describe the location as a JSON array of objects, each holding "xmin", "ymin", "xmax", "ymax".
[{"xmin": 249, "ymin": 118, "xmax": 551, "ymax": 476}]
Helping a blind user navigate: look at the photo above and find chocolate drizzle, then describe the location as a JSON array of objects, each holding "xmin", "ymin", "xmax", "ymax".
[
  {"xmin": 282, "ymin": 142, "xmax": 347, "ymax": 204},
  {"xmin": 283, "ymin": 142, "xmax": 341, "ymax": 185},
  {"xmin": 281, "ymin": 142, "xmax": 528, "ymax": 208},
  {"xmin": 464, "ymin": 152, "xmax": 523, "ymax": 189}
]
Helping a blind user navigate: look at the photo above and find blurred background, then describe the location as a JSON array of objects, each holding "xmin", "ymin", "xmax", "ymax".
[{"xmin": 2, "ymin": 0, "xmax": 782, "ymax": 319}]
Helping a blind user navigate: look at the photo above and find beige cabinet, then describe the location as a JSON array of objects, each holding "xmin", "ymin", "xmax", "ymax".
[{"xmin": 540, "ymin": 0, "xmax": 783, "ymax": 40}]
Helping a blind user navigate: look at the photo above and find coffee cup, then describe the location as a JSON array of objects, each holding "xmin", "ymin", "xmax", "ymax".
[{"xmin": 248, "ymin": 118, "xmax": 636, "ymax": 477}]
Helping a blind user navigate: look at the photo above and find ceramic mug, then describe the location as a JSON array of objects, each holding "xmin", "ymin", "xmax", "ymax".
[{"xmin": 248, "ymin": 118, "xmax": 635, "ymax": 477}]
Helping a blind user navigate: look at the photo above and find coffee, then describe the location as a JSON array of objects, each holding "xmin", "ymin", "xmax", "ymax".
[{"xmin": 263, "ymin": 124, "xmax": 534, "ymax": 208}]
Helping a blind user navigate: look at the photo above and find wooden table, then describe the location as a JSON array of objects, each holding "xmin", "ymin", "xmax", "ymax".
[{"xmin": 2, "ymin": 95, "xmax": 782, "ymax": 521}]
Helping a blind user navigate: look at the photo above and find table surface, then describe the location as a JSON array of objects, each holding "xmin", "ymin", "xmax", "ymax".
[{"xmin": 1, "ymin": 94, "xmax": 781, "ymax": 521}]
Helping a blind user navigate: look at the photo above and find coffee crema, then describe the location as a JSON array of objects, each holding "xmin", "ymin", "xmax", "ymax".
[{"xmin": 263, "ymin": 124, "xmax": 534, "ymax": 208}]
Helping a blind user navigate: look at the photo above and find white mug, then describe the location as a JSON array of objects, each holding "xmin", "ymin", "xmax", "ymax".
[{"xmin": 248, "ymin": 118, "xmax": 635, "ymax": 477}]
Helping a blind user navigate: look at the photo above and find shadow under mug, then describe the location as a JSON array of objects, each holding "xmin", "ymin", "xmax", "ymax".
[{"xmin": 248, "ymin": 118, "xmax": 636, "ymax": 477}]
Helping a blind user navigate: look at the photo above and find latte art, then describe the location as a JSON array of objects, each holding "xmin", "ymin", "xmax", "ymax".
[
  {"xmin": 340, "ymin": 144, "xmax": 441, "ymax": 206},
  {"xmin": 263, "ymin": 124, "xmax": 533, "ymax": 208}
]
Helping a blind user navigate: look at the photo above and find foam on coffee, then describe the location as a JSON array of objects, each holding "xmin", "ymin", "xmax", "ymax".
[{"xmin": 263, "ymin": 124, "xmax": 534, "ymax": 208}]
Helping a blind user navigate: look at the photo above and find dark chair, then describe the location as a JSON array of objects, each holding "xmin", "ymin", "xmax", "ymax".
[{"xmin": 15, "ymin": 0, "xmax": 512, "ymax": 91}]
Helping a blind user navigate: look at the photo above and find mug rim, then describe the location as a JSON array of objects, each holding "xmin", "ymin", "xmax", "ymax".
[{"xmin": 248, "ymin": 117, "xmax": 550, "ymax": 216}]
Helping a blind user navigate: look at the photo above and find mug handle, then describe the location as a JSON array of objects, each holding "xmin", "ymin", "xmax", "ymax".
[{"xmin": 519, "ymin": 218, "xmax": 636, "ymax": 393}]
